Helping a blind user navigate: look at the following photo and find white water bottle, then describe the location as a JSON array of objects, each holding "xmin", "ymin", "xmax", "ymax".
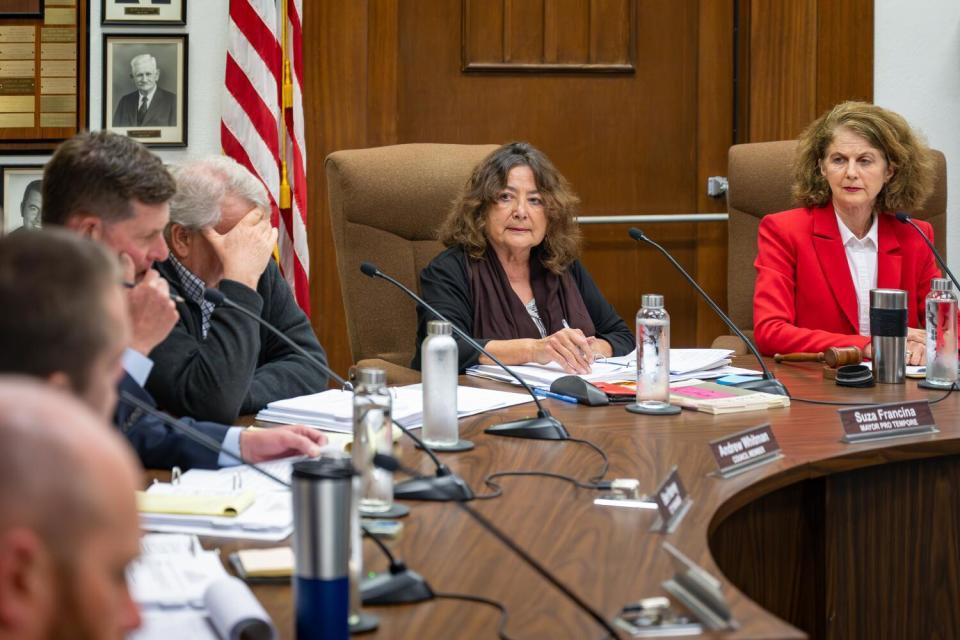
[
  {"xmin": 421, "ymin": 320, "xmax": 459, "ymax": 447},
  {"xmin": 925, "ymin": 278, "xmax": 958, "ymax": 388},
  {"xmin": 627, "ymin": 294, "xmax": 679, "ymax": 415}
]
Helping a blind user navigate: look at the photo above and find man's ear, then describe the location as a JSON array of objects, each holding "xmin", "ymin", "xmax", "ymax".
[
  {"xmin": 0, "ymin": 528, "xmax": 49, "ymax": 629},
  {"xmin": 168, "ymin": 223, "xmax": 193, "ymax": 259},
  {"xmin": 65, "ymin": 213, "xmax": 104, "ymax": 241}
]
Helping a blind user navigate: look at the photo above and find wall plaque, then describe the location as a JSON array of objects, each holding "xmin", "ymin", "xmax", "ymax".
[{"xmin": 0, "ymin": 3, "xmax": 88, "ymax": 152}]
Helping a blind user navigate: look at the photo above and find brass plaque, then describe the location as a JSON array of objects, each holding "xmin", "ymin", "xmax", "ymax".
[
  {"xmin": 44, "ymin": 8, "xmax": 76, "ymax": 26},
  {"xmin": 50, "ymin": 0, "xmax": 78, "ymax": 5},
  {"xmin": 41, "ymin": 28, "xmax": 75, "ymax": 43},
  {"xmin": 0, "ymin": 43, "xmax": 36, "ymax": 59},
  {"xmin": 0, "ymin": 113, "xmax": 35, "ymax": 128},
  {"xmin": 126, "ymin": 7, "xmax": 161, "ymax": 15},
  {"xmin": 40, "ymin": 95, "xmax": 73, "ymax": 112},
  {"xmin": 41, "ymin": 43, "xmax": 74, "ymax": 60},
  {"xmin": 0, "ymin": 96, "xmax": 35, "ymax": 112},
  {"xmin": 0, "ymin": 27, "xmax": 35, "ymax": 44},
  {"xmin": 41, "ymin": 112, "xmax": 75, "ymax": 127},
  {"xmin": 128, "ymin": 129, "xmax": 162, "ymax": 139},
  {"xmin": 40, "ymin": 60, "xmax": 76, "ymax": 76},
  {"xmin": 0, "ymin": 61, "xmax": 34, "ymax": 78},
  {"xmin": 40, "ymin": 77, "xmax": 75, "ymax": 93},
  {"xmin": 0, "ymin": 78, "xmax": 35, "ymax": 95}
]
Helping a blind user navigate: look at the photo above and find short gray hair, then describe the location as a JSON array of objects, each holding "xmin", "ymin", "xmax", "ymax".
[
  {"xmin": 130, "ymin": 53, "xmax": 158, "ymax": 72},
  {"xmin": 168, "ymin": 156, "xmax": 269, "ymax": 230}
]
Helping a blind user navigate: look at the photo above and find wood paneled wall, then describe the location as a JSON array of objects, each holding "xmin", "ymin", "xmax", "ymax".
[{"xmin": 304, "ymin": 1, "xmax": 873, "ymax": 376}]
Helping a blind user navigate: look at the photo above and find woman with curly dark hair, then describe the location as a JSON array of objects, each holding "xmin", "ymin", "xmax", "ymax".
[
  {"xmin": 753, "ymin": 101, "xmax": 940, "ymax": 364},
  {"xmin": 412, "ymin": 142, "xmax": 633, "ymax": 373}
]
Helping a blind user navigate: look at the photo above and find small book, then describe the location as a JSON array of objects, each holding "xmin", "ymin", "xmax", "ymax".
[
  {"xmin": 229, "ymin": 547, "xmax": 293, "ymax": 583},
  {"xmin": 137, "ymin": 488, "xmax": 257, "ymax": 518},
  {"xmin": 669, "ymin": 381, "xmax": 789, "ymax": 414}
]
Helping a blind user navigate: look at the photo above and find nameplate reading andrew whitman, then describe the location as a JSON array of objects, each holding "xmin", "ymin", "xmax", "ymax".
[
  {"xmin": 839, "ymin": 400, "xmax": 937, "ymax": 443},
  {"xmin": 709, "ymin": 424, "xmax": 782, "ymax": 478},
  {"xmin": 651, "ymin": 466, "xmax": 692, "ymax": 533}
]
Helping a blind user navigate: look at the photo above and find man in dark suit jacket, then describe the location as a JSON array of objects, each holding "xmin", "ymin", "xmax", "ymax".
[{"xmin": 112, "ymin": 53, "xmax": 177, "ymax": 127}]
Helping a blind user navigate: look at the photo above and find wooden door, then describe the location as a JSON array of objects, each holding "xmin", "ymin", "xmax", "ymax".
[{"xmin": 305, "ymin": 0, "xmax": 872, "ymax": 375}]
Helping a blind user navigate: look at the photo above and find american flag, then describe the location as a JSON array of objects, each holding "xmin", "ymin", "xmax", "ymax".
[{"xmin": 222, "ymin": 0, "xmax": 310, "ymax": 315}]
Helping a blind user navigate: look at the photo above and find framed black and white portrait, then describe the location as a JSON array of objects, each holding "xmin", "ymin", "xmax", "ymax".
[
  {"xmin": 103, "ymin": 34, "xmax": 188, "ymax": 147},
  {"xmin": 1, "ymin": 166, "xmax": 45, "ymax": 235},
  {"xmin": 0, "ymin": 1, "xmax": 43, "ymax": 19},
  {"xmin": 102, "ymin": 0, "xmax": 186, "ymax": 26}
]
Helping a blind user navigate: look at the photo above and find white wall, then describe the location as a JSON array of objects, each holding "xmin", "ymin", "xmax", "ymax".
[
  {"xmin": 0, "ymin": 1, "xmax": 228, "ymax": 168},
  {"xmin": 875, "ymin": 0, "xmax": 960, "ymax": 274}
]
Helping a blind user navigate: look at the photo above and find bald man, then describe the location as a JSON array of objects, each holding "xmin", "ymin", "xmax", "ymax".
[{"xmin": 0, "ymin": 377, "xmax": 142, "ymax": 639}]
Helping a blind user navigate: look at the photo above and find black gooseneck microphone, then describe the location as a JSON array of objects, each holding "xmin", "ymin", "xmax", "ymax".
[
  {"xmin": 894, "ymin": 212, "xmax": 960, "ymax": 291},
  {"xmin": 118, "ymin": 390, "xmax": 434, "ymax": 607},
  {"xmin": 373, "ymin": 453, "xmax": 619, "ymax": 639},
  {"xmin": 202, "ymin": 287, "xmax": 474, "ymax": 502},
  {"xmin": 627, "ymin": 228, "xmax": 789, "ymax": 397},
  {"xmin": 359, "ymin": 262, "xmax": 570, "ymax": 440}
]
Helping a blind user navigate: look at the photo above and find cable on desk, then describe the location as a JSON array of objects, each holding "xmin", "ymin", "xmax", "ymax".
[
  {"xmin": 792, "ymin": 384, "xmax": 955, "ymax": 407},
  {"xmin": 432, "ymin": 591, "xmax": 514, "ymax": 640},
  {"xmin": 475, "ymin": 436, "xmax": 611, "ymax": 500}
]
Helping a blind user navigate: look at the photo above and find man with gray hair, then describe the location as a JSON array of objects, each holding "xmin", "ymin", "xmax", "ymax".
[
  {"xmin": 112, "ymin": 53, "xmax": 177, "ymax": 127},
  {"xmin": 148, "ymin": 156, "xmax": 328, "ymax": 423},
  {"xmin": 0, "ymin": 377, "xmax": 143, "ymax": 639}
]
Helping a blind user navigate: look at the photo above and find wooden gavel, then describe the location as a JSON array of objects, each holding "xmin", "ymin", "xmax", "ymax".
[{"xmin": 774, "ymin": 346, "xmax": 863, "ymax": 368}]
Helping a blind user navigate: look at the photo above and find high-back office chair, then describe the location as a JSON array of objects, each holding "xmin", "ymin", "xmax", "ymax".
[
  {"xmin": 715, "ymin": 140, "xmax": 948, "ymax": 354},
  {"xmin": 326, "ymin": 143, "xmax": 498, "ymax": 383}
]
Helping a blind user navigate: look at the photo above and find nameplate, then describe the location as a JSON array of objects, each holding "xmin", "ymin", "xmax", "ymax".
[
  {"xmin": 650, "ymin": 465, "xmax": 692, "ymax": 534},
  {"xmin": 839, "ymin": 400, "xmax": 938, "ymax": 443},
  {"xmin": 709, "ymin": 424, "xmax": 783, "ymax": 478}
]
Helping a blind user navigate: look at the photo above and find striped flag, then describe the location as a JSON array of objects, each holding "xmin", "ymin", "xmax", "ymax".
[{"xmin": 222, "ymin": 0, "xmax": 311, "ymax": 316}]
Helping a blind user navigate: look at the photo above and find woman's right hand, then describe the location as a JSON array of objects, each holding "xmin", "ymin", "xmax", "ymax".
[{"xmin": 531, "ymin": 328, "xmax": 593, "ymax": 374}]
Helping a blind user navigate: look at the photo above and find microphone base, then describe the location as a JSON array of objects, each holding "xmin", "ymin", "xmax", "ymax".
[
  {"xmin": 394, "ymin": 472, "xmax": 475, "ymax": 502},
  {"xmin": 349, "ymin": 611, "xmax": 380, "ymax": 634},
  {"xmin": 733, "ymin": 377, "xmax": 790, "ymax": 397},
  {"xmin": 361, "ymin": 569, "xmax": 434, "ymax": 606},
  {"xmin": 484, "ymin": 415, "xmax": 570, "ymax": 440}
]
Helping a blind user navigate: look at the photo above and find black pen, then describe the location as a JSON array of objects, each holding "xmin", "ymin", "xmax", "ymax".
[{"xmin": 122, "ymin": 281, "xmax": 186, "ymax": 304}]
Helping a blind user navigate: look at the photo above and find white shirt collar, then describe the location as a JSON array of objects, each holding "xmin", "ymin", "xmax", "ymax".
[
  {"xmin": 836, "ymin": 211, "xmax": 878, "ymax": 249},
  {"xmin": 138, "ymin": 86, "xmax": 157, "ymax": 104}
]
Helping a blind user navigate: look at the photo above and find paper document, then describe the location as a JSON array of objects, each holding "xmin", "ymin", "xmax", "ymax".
[
  {"xmin": 129, "ymin": 534, "xmax": 276, "ymax": 640},
  {"xmin": 256, "ymin": 384, "xmax": 533, "ymax": 431}
]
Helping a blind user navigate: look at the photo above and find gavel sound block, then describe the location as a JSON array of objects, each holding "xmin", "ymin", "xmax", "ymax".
[{"xmin": 774, "ymin": 346, "xmax": 863, "ymax": 369}]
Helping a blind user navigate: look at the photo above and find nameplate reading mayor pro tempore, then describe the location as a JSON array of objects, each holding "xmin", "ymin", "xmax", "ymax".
[
  {"xmin": 838, "ymin": 400, "xmax": 937, "ymax": 443},
  {"xmin": 709, "ymin": 423, "xmax": 783, "ymax": 478},
  {"xmin": 650, "ymin": 465, "xmax": 692, "ymax": 534}
]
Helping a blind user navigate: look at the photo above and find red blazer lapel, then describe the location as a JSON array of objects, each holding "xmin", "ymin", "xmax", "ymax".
[
  {"xmin": 877, "ymin": 213, "xmax": 902, "ymax": 289},
  {"xmin": 812, "ymin": 204, "xmax": 859, "ymax": 332}
]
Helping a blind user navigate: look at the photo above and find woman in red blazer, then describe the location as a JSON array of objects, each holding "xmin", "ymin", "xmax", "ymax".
[{"xmin": 754, "ymin": 102, "xmax": 939, "ymax": 365}]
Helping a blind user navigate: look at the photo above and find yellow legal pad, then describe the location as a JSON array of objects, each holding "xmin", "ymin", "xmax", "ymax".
[{"xmin": 136, "ymin": 489, "xmax": 257, "ymax": 517}]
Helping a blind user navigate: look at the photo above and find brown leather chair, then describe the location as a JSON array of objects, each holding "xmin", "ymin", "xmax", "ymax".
[
  {"xmin": 714, "ymin": 140, "xmax": 948, "ymax": 354},
  {"xmin": 325, "ymin": 143, "xmax": 498, "ymax": 384}
]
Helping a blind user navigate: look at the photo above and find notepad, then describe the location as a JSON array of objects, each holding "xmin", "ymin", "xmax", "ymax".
[
  {"xmin": 230, "ymin": 547, "xmax": 294, "ymax": 579},
  {"xmin": 137, "ymin": 488, "xmax": 257, "ymax": 517},
  {"xmin": 669, "ymin": 381, "xmax": 790, "ymax": 414}
]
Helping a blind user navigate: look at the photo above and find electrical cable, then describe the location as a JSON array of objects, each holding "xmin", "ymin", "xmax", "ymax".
[
  {"xmin": 432, "ymin": 591, "xmax": 515, "ymax": 640},
  {"xmin": 791, "ymin": 385, "xmax": 954, "ymax": 407}
]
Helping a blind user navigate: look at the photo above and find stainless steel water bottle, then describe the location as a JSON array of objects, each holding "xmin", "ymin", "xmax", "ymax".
[
  {"xmin": 292, "ymin": 458, "xmax": 353, "ymax": 640},
  {"xmin": 870, "ymin": 288, "xmax": 907, "ymax": 384}
]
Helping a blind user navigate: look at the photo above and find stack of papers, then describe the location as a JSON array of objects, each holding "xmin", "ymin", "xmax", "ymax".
[
  {"xmin": 129, "ymin": 534, "xmax": 276, "ymax": 640},
  {"xmin": 466, "ymin": 349, "xmax": 762, "ymax": 387},
  {"xmin": 256, "ymin": 384, "xmax": 534, "ymax": 431},
  {"xmin": 140, "ymin": 459, "xmax": 298, "ymax": 541}
]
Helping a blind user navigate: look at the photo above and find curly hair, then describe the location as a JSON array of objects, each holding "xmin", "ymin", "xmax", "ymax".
[
  {"xmin": 793, "ymin": 101, "xmax": 935, "ymax": 213},
  {"xmin": 438, "ymin": 142, "xmax": 581, "ymax": 273}
]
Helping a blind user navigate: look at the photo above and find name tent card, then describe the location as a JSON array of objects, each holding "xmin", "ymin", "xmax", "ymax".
[
  {"xmin": 651, "ymin": 466, "xmax": 693, "ymax": 534},
  {"xmin": 839, "ymin": 400, "xmax": 938, "ymax": 443},
  {"xmin": 709, "ymin": 424, "xmax": 783, "ymax": 478}
]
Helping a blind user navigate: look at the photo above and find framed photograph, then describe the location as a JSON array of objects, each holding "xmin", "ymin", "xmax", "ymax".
[
  {"xmin": 102, "ymin": 0, "xmax": 186, "ymax": 27},
  {"xmin": 103, "ymin": 34, "xmax": 187, "ymax": 147},
  {"xmin": 0, "ymin": 0, "xmax": 43, "ymax": 19},
  {"xmin": 1, "ymin": 166, "xmax": 45, "ymax": 235}
]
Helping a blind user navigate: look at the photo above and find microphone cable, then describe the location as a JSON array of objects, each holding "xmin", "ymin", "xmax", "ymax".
[{"xmin": 790, "ymin": 383, "xmax": 955, "ymax": 407}]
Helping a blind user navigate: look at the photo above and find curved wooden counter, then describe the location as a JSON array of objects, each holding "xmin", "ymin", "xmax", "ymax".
[{"xmin": 210, "ymin": 358, "xmax": 960, "ymax": 639}]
